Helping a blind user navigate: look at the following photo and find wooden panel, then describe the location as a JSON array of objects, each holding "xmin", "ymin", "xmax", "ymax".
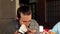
[{"xmin": 0, "ymin": 0, "xmax": 16, "ymax": 19}]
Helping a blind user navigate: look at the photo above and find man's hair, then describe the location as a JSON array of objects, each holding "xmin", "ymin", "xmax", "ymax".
[{"xmin": 17, "ymin": 6, "xmax": 32, "ymax": 19}]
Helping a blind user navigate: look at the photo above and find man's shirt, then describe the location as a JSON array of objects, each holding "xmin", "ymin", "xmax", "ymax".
[{"xmin": 0, "ymin": 19, "xmax": 39, "ymax": 34}]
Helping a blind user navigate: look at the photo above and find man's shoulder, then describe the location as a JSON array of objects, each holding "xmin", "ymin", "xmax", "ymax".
[
  {"xmin": 57, "ymin": 21, "xmax": 60, "ymax": 25},
  {"xmin": 53, "ymin": 21, "xmax": 60, "ymax": 28}
]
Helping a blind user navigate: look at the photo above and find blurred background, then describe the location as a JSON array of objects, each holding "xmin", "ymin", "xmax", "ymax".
[{"xmin": 0, "ymin": 0, "xmax": 60, "ymax": 29}]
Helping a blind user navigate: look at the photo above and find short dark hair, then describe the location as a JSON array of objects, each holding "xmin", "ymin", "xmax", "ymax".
[{"xmin": 17, "ymin": 6, "xmax": 32, "ymax": 19}]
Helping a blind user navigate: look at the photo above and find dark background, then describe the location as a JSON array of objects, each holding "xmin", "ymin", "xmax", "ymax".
[{"xmin": 19, "ymin": 0, "xmax": 60, "ymax": 29}]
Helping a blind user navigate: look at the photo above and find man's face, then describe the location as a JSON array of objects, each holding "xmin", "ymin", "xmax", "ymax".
[{"xmin": 19, "ymin": 12, "xmax": 32, "ymax": 27}]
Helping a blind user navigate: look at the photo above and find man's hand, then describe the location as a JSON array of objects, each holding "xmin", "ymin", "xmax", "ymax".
[
  {"xmin": 42, "ymin": 30, "xmax": 56, "ymax": 34},
  {"xmin": 14, "ymin": 24, "xmax": 27, "ymax": 34},
  {"xmin": 19, "ymin": 24, "xmax": 27, "ymax": 34},
  {"xmin": 43, "ymin": 30, "xmax": 49, "ymax": 34}
]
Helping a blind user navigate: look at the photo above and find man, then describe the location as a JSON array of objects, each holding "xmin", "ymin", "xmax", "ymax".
[
  {"xmin": 49, "ymin": 22, "xmax": 60, "ymax": 34},
  {"xmin": 14, "ymin": 6, "xmax": 39, "ymax": 34}
]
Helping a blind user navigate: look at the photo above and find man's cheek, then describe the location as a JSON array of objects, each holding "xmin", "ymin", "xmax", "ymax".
[{"xmin": 25, "ymin": 22, "xmax": 30, "ymax": 26}]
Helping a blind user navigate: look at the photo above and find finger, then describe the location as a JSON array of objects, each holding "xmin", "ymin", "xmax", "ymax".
[{"xmin": 43, "ymin": 30, "xmax": 49, "ymax": 34}]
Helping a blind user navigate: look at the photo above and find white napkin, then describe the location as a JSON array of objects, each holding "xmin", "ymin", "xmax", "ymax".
[{"xmin": 19, "ymin": 24, "xmax": 27, "ymax": 34}]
